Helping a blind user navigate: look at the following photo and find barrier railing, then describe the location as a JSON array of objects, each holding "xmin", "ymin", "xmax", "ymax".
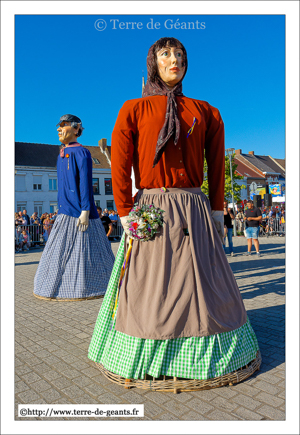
[
  {"xmin": 109, "ymin": 221, "xmax": 124, "ymax": 239},
  {"xmin": 233, "ymin": 216, "xmax": 285, "ymax": 237},
  {"xmin": 15, "ymin": 224, "xmax": 54, "ymax": 246}
]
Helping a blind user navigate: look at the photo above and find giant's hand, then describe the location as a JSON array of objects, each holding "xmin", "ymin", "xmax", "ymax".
[
  {"xmin": 77, "ymin": 210, "xmax": 90, "ymax": 232},
  {"xmin": 211, "ymin": 210, "xmax": 225, "ymax": 243},
  {"xmin": 120, "ymin": 215, "xmax": 132, "ymax": 238}
]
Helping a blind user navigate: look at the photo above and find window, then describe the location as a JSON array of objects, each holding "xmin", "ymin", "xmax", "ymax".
[
  {"xmin": 92, "ymin": 178, "xmax": 99, "ymax": 195},
  {"xmin": 34, "ymin": 203, "xmax": 43, "ymax": 216},
  {"xmin": 104, "ymin": 178, "xmax": 112, "ymax": 195},
  {"xmin": 17, "ymin": 202, "xmax": 27, "ymax": 212},
  {"xmin": 15, "ymin": 175, "xmax": 26, "ymax": 191},
  {"xmin": 106, "ymin": 200, "xmax": 114, "ymax": 210},
  {"xmin": 92, "ymin": 158, "xmax": 100, "ymax": 164},
  {"xmin": 33, "ymin": 175, "xmax": 42, "ymax": 191},
  {"xmin": 49, "ymin": 178, "xmax": 57, "ymax": 190},
  {"xmin": 50, "ymin": 203, "xmax": 58, "ymax": 213}
]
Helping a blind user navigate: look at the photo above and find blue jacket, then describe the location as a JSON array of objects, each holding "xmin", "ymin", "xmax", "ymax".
[{"xmin": 57, "ymin": 146, "xmax": 98, "ymax": 219}]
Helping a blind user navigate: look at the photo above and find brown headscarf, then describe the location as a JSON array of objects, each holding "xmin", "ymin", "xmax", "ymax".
[{"xmin": 142, "ymin": 37, "xmax": 188, "ymax": 167}]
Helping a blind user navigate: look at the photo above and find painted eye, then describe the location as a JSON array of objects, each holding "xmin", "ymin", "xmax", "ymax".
[{"xmin": 176, "ymin": 52, "xmax": 182, "ymax": 58}]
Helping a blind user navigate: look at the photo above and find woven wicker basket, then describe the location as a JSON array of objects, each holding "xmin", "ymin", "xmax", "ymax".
[
  {"xmin": 95, "ymin": 351, "xmax": 261, "ymax": 394},
  {"xmin": 33, "ymin": 292, "xmax": 104, "ymax": 302}
]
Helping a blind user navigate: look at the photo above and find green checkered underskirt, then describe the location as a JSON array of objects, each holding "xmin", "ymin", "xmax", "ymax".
[{"xmin": 88, "ymin": 234, "xmax": 260, "ymax": 380}]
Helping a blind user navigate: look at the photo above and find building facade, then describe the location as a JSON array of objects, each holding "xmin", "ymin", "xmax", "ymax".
[{"xmin": 15, "ymin": 141, "xmax": 114, "ymax": 216}]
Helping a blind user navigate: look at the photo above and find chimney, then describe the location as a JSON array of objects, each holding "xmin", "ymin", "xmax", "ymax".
[
  {"xmin": 98, "ymin": 138, "xmax": 111, "ymax": 166},
  {"xmin": 249, "ymin": 151, "xmax": 255, "ymax": 155},
  {"xmin": 235, "ymin": 149, "xmax": 242, "ymax": 155}
]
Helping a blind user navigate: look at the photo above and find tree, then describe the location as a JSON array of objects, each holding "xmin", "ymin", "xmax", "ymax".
[{"xmin": 201, "ymin": 153, "xmax": 246, "ymax": 203}]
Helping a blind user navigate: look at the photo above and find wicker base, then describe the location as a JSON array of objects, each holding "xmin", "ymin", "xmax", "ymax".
[
  {"xmin": 33, "ymin": 292, "xmax": 104, "ymax": 302},
  {"xmin": 95, "ymin": 351, "xmax": 261, "ymax": 394}
]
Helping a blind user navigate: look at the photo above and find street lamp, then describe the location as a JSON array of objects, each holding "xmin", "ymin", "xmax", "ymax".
[{"xmin": 225, "ymin": 148, "xmax": 237, "ymax": 236}]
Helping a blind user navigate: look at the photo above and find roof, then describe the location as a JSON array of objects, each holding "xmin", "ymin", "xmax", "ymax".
[
  {"xmin": 15, "ymin": 142, "xmax": 111, "ymax": 169},
  {"xmin": 274, "ymin": 158, "xmax": 285, "ymax": 170},
  {"xmin": 262, "ymin": 156, "xmax": 285, "ymax": 177},
  {"xmin": 234, "ymin": 159, "xmax": 265, "ymax": 179},
  {"xmin": 239, "ymin": 153, "xmax": 279, "ymax": 175}
]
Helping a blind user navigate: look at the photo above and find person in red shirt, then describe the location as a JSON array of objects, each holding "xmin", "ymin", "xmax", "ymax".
[{"xmin": 89, "ymin": 37, "xmax": 260, "ymax": 391}]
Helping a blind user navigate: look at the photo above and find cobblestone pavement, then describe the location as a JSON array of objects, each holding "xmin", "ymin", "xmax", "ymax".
[{"xmin": 15, "ymin": 236, "xmax": 285, "ymax": 421}]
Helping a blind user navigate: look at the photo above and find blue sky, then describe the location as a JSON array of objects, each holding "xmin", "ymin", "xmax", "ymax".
[{"xmin": 15, "ymin": 14, "xmax": 285, "ymax": 158}]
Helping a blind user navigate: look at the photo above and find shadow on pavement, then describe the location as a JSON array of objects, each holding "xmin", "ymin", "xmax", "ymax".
[{"xmin": 247, "ymin": 304, "xmax": 285, "ymax": 374}]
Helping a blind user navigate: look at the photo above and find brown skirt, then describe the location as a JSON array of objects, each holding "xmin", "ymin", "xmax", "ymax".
[{"xmin": 115, "ymin": 187, "xmax": 247, "ymax": 340}]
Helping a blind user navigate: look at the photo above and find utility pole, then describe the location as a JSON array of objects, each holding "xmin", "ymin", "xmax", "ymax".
[{"xmin": 225, "ymin": 148, "xmax": 237, "ymax": 236}]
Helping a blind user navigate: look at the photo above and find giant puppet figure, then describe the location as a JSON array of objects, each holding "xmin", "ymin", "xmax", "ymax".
[
  {"xmin": 88, "ymin": 38, "xmax": 261, "ymax": 392},
  {"xmin": 33, "ymin": 114, "xmax": 115, "ymax": 301}
]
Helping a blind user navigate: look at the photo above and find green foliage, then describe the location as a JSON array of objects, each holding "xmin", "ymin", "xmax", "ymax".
[{"xmin": 201, "ymin": 153, "xmax": 246, "ymax": 202}]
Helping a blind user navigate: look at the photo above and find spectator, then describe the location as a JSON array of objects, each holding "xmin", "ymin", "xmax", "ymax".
[
  {"xmin": 18, "ymin": 229, "xmax": 31, "ymax": 251},
  {"xmin": 109, "ymin": 210, "xmax": 118, "ymax": 229},
  {"xmin": 223, "ymin": 201, "xmax": 235, "ymax": 256},
  {"xmin": 30, "ymin": 213, "xmax": 41, "ymax": 246},
  {"xmin": 15, "ymin": 212, "xmax": 22, "ymax": 226},
  {"xmin": 43, "ymin": 214, "xmax": 52, "ymax": 242},
  {"xmin": 22, "ymin": 209, "xmax": 30, "ymax": 226},
  {"xmin": 243, "ymin": 199, "xmax": 262, "ymax": 256},
  {"xmin": 30, "ymin": 212, "xmax": 41, "ymax": 225},
  {"xmin": 97, "ymin": 207, "xmax": 113, "ymax": 238},
  {"xmin": 236, "ymin": 207, "xmax": 245, "ymax": 232}
]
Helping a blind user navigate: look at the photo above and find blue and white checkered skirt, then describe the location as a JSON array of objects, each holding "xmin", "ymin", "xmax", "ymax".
[{"xmin": 33, "ymin": 214, "xmax": 115, "ymax": 299}]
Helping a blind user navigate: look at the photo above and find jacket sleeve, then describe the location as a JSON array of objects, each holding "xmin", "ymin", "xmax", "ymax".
[
  {"xmin": 204, "ymin": 105, "xmax": 225, "ymax": 211},
  {"xmin": 77, "ymin": 149, "xmax": 93, "ymax": 212},
  {"xmin": 111, "ymin": 101, "xmax": 136, "ymax": 217}
]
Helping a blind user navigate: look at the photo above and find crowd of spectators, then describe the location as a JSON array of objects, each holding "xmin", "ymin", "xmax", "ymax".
[
  {"xmin": 15, "ymin": 208, "xmax": 121, "ymax": 252},
  {"xmin": 234, "ymin": 204, "xmax": 285, "ymax": 236},
  {"xmin": 15, "ymin": 209, "xmax": 58, "ymax": 252}
]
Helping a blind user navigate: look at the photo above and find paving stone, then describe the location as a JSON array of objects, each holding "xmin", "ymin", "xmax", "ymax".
[
  {"xmin": 72, "ymin": 376, "xmax": 94, "ymax": 388},
  {"xmin": 18, "ymin": 390, "xmax": 43, "ymax": 403},
  {"xmin": 230, "ymin": 382, "xmax": 261, "ymax": 397},
  {"xmin": 185, "ymin": 398, "xmax": 214, "ymax": 415},
  {"xmin": 51, "ymin": 377, "xmax": 74, "ymax": 390},
  {"xmin": 39, "ymin": 388, "xmax": 61, "ymax": 402},
  {"xmin": 60, "ymin": 368, "xmax": 82, "ymax": 380},
  {"xmin": 231, "ymin": 393, "xmax": 261, "ymax": 410},
  {"xmin": 21, "ymin": 372, "xmax": 42, "ymax": 384},
  {"xmin": 82, "ymin": 383, "xmax": 107, "ymax": 398},
  {"xmin": 155, "ymin": 412, "xmax": 180, "ymax": 420},
  {"xmin": 30, "ymin": 379, "xmax": 52, "ymax": 393},
  {"xmin": 15, "ymin": 365, "xmax": 33, "ymax": 376},
  {"xmin": 255, "ymin": 391, "xmax": 284, "ymax": 407},
  {"xmin": 232, "ymin": 406, "xmax": 265, "ymax": 420},
  {"xmin": 210, "ymin": 396, "xmax": 239, "ymax": 412},
  {"xmin": 206, "ymin": 410, "xmax": 240, "ymax": 420},
  {"xmin": 214, "ymin": 386, "xmax": 239, "ymax": 399},
  {"xmin": 256, "ymin": 404, "xmax": 285, "ymax": 420},
  {"xmin": 121, "ymin": 391, "xmax": 146, "ymax": 404},
  {"xmin": 161, "ymin": 400, "xmax": 190, "ymax": 417},
  {"xmin": 42, "ymin": 370, "xmax": 61, "ymax": 381},
  {"xmin": 144, "ymin": 401, "xmax": 165, "ymax": 418},
  {"xmin": 97, "ymin": 393, "xmax": 125, "ymax": 404},
  {"xmin": 81, "ymin": 367, "xmax": 104, "ymax": 378},
  {"xmin": 180, "ymin": 410, "xmax": 209, "ymax": 420},
  {"xmin": 61, "ymin": 384, "xmax": 86, "ymax": 399},
  {"xmin": 15, "ymin": 381, "xmax": 30, "ymax": 394},
  {"xmin": 252, "ymin": 380, "xmax": 281, "ymax": 395}
]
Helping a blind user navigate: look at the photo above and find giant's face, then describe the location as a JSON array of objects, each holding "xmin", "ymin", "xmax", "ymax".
[
  {"xmin": 57, "ymin": 121, "xmax": 79, "ymax": 145},
  {"xmin": 156, "ymin": 46, "xmax": 185, "ymax": 88}
]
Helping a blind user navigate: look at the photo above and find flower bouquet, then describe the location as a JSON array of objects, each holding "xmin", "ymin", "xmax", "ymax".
[{"xmin": 127, "ymin": 203, "xmax": 165, "ymax": 241}]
